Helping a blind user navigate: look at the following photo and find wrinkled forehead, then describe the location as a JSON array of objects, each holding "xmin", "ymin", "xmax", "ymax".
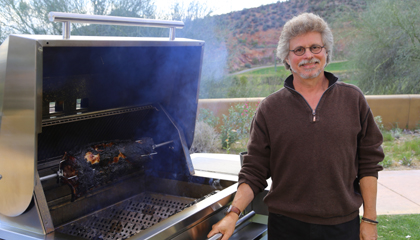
[{"xmin": 289, "ymin": 31, "xmax": 323, "ymax": 49}]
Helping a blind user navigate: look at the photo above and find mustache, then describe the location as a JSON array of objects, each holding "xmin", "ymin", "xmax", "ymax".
[{"xmin": 298, "ymin": 58, "xmax": 320, "ymax": 67}]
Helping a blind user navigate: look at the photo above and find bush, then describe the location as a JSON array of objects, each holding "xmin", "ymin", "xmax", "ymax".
[
  {"xmin": 380, "ymin": 155, "xmax": 393, "ymax": 168},
  {"xmin": 391, "ymin": 127, "xmax": 402, "ymax": 139},
  {"xmin": 190, "ymin": 121, "xmax": 221, "ymax": 153},
  {"xmin": 382, "ymin": 131, "xmax": 394, "ymax": 142},
  {"xmin": 252, "ymin": 57, "xmax": 259, "ymax": 65},
  {"xmin": 220, "ymin": 103, "xmax": 258, "ymax": 151},
  {"xmin": 197, "ymin": 108, "xmax": 219, "ymax": 128},
  {"xmin": 374, "ymin": 116, "xmax": 384, "ymax": 130}
]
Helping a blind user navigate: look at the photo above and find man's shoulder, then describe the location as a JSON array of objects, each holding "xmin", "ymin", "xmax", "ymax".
[
  {"xmin": 264, "ymin": 87, "xmax": 290, "ymax": 102},
  {"xmin": 334, "ymin": 81, "xmax": 365, "ymax": 97},
  {"xmin": 255, "ymin": 87, "xmax": 290, "ymax": 113}
]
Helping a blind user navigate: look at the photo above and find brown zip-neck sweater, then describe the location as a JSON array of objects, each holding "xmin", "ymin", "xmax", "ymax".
[{"xmin": 238, "ymin": 72, "xmax": 384, "ymax": 225}]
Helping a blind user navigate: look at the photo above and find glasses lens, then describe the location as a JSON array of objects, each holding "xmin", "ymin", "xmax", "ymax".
[
  {"xmin": 310, "ymin": 45, "xmax": 322, "ymax": 54},
  {"xmin": 293, "ymin": 47, "xmax": 305, "ymax": 56}
]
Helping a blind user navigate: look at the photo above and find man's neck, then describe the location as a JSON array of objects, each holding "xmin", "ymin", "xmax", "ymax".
[{"xmin": 292, "ymin": 72, "xmax": 329, "ymax": 95}]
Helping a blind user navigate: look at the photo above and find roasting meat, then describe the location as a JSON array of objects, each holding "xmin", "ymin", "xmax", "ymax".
[{"xmin": 61, "ymin": 137, "xmax": 154, "ymax": 200}]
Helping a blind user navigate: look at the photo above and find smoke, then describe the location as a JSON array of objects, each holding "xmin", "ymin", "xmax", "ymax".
[{"xmin": 170, "ymin": 1, "xmax": 229, "ymax": 82}]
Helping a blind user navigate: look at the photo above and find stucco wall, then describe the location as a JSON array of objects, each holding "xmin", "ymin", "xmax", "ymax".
[{"xmin": 198, "ymin": 95, "xmax": 420, "ymax": 130}]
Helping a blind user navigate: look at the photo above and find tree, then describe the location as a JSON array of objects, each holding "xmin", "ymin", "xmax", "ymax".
[
  {"xmin": 0, "ymin": 0, "xmax": 158, "ymax": 41},
  {"xmin": 72, "ymin": 0, "xmax": 160, "ymax": 37},
  {"xmin": 348, "ymin": 0, "xmax": 420, "ymax": 94},
  {"xmin": 0, "ymin": 0, "xmax": 89, "ymax": 39}
]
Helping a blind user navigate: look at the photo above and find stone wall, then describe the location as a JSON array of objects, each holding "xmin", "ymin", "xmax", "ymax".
[{"xmin": 198, "ymin": 95, "xmax": 420, "ymax": 130}]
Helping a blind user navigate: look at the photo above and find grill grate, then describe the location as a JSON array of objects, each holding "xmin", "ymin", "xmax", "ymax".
[{"xmin": 56, "ymin": 192, "xmax": 194, "ymax": 240}]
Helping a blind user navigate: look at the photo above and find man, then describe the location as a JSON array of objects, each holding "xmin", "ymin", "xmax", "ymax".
[{"xmin": 208, "ymin": 13, "xmax": 384, "ymax": 240}]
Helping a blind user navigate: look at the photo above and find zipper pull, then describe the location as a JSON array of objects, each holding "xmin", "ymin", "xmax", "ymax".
[{"xmin": 312, "ymin": 110, "xmax": 316, "ymax": 122}]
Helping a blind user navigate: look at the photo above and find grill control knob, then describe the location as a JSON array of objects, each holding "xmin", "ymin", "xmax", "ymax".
[{"xmin": 0, "ymin": 174, "xmax": 2, "ymax": 180}]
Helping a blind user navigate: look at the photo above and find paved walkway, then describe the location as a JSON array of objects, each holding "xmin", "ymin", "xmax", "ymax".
[
  {"xmin": 191, "ymin": 153, "xmax": 420, "ymax": 215},
  {"xmin": 376, "ymin": 170, "xmax": 420, "ymax": 215}
]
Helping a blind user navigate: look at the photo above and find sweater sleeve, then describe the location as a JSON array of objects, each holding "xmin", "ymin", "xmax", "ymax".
[
  {"xmin": 357, "ymin": 98, "xmax": 384, "ymax": 179},
  {"xmin": 238, "ymin": 102, "xmax": 271, "ymax": 197}
]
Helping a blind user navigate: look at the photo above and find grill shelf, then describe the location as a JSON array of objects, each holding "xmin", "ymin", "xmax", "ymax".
[
  {"xmin": 56, "ymin": 192, "xmax": 194, "ymax": 240},
  {"xmin": 42, "ymin": 105, "xmax": 157, "ymax": 127}
]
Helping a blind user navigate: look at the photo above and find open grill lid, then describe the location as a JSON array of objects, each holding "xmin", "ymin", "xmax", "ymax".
[{"xmin": 0, "ymin": 14, "xmax": 205, "ymax": 217}]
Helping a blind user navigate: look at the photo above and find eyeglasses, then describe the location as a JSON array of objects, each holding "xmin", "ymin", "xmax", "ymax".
[{"xmin": 289, "ymin": 45, "xmax": 325, "ymax": 56}]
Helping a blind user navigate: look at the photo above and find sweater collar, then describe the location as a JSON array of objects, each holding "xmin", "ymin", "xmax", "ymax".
[{"xmin": 284, "ymin": 71, "xmax": 339, "ymax": 90}]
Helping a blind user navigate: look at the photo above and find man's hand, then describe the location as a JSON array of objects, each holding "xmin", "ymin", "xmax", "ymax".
[
  {"xmin": 207, "ymin": 213, "xmax": 239, "ymax": 240},
  {"xmin": 359, "ymin": 221, "xmax": 378, "ymax": 240},
  {"xmin": 208, "ymin": 183, "xmax": 254, "ymax": 239}
]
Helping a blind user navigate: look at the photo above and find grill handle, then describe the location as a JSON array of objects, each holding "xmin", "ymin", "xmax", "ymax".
[
  {"xmin": 207, "ymin": 210, "xmax": 256, "ymax": 240},
  {"xmin": 48, "ymin": 12, "xmax": 184, "ymax": 40}
]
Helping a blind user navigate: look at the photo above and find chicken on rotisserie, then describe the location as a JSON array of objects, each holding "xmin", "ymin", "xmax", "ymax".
[{"xmin": 60, "ymin": 137, "xmax": 155, "ymax": 200}]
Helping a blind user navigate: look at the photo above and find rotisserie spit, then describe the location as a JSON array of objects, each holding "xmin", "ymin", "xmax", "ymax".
[{"xmin": 45, "ymin": 138, "xmax": 173, "ymax": 200}]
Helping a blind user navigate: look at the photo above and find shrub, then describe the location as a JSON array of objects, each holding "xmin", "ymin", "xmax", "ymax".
[
  {"xmin": 380, "ymin": 155, "xmax": 393, "ymax": 168},
  {"xmin": 197, "ymin": 108, "xmax": 219, "ymax": 128},
  {"xmin": 220, "ymin": 112, "xmax": 240, "ymax": 150},
  {"xmin": 399, "ymin": 155, "xmax": 412, "ymax": 167},
  {"xmin": 220, "ymin": 103, "xmax": 258, "ymax": 150},
  {"xmin": 190, "ymin": 121, "xmax": 221, "ymax": 153},
  {"xmin": 263, "ymin": 24, "xmax": 269, "ymax": 31},
  {"xmin": 382, "ymin": 131, "xmax": 394, "ymax": 142},
  {"xmin": 252, "ymin": 57, "xmax": 259, "ymax": 65},
  {"xmin": 391, "ymin": 127, "xmax": 402, "ymax": 139},
  {"xmin": 251, "ymin": 40, "xmax": 258, "ymax": 48},
  {"xmin": 374, "ymin": 116, "xmax": 384, "ymax": 131}
]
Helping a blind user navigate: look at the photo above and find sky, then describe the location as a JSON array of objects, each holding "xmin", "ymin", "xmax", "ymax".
[{"xmin": 153, "ymin": 0, "xmax": 282, "ymax": 16}]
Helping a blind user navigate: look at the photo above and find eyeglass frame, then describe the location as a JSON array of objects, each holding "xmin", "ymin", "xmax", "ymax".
[{"xmin": 289, "ymin": 44, "xmax": 325, "ymax": 56}]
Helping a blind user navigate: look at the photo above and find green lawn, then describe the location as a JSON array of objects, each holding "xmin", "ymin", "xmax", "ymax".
[
  {"xmin": 241, "ymin": 65, "xmax": 288, "ymax": 76},
  {"xmin": 240, "ymin": 61, "xmax": 353, "ymax": 76},
  {"xmin": 231, "ymin": 61, "xmax": 359, "ymax": 92},
  {"xmin": 378, "ymin": 214, "xmax": 420, "ymax": 239},
  {"xmin": 324, "ymin": 60, "xmax": 354, "ymax": 73}
]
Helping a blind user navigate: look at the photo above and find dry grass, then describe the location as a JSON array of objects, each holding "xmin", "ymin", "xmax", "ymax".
[
  {"xmin": 190, "ymin": 121, "xmax": 221, "ymax": 154},
  {"xmin": 381, "ymin": 132, "xmax": 420, "ymax": 170}
]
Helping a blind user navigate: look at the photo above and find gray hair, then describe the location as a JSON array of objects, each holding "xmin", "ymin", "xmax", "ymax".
[{"xmin": 277, "ymin": 13, "xmax": 333, "ymax": 70}]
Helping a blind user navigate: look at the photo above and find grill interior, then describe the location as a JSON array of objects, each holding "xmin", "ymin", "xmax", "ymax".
[
  {"xmin": 57, "ymin": 192, "xmax": 194, "ymax": 240},
  {"xmin": 38, "ymin": 104, "xmax": 193, "ymax": 228}
]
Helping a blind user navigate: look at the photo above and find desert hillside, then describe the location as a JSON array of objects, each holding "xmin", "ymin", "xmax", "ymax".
[{"xmin": 208, "ymin": 0, "xmax": 365, "ymax": 72}]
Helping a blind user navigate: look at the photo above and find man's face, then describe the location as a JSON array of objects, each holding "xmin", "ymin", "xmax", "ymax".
[{"xmin": 286, "ymin": 31, "xmax": 327, "ymax": 80}]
